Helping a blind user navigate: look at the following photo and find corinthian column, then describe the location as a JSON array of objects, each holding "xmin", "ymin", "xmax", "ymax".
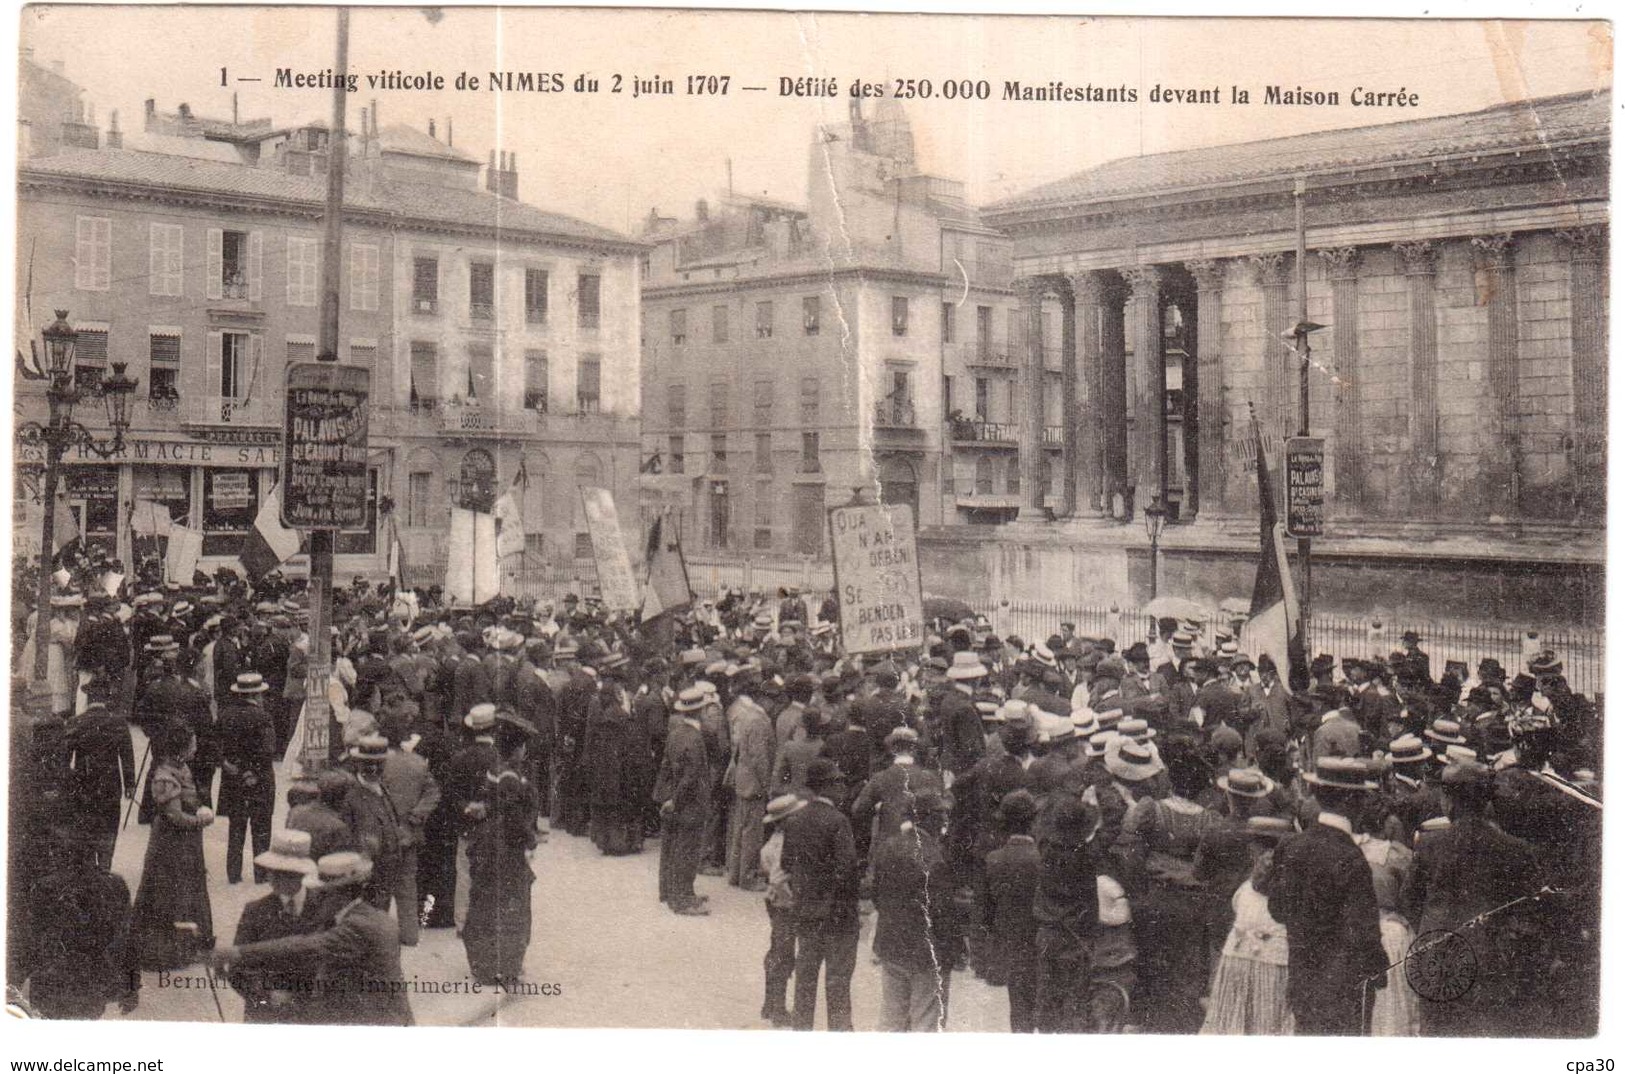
[
  {"xmin": 1559, "ymin": 225, "xmax": 1607, "ymax": 519},
  {"xmin": 1070, "ymin": 271, "xmax": 1106, "ymax": 516},
  {"xmin": 1395, "ymin": 239, "xmax": 1439, "ymax": 516},
  {"xmin": 1472, "ymin": 233, "xmax": 1519, "ymax": 518},
  {"xmin": 1186, "ymin": 258, "xmax": 1226, "ymax": 519},
  {"xmin": 1120, "ymin": 265, "xmax": 1164, "ymax": 516},
  {"xmin": 1017, "ymin": 277, "xmax": 1048, "ymax": 518},
  {"xmin": 1319, "ymin": 246, "xmax": 1363, "ymax": 515}
]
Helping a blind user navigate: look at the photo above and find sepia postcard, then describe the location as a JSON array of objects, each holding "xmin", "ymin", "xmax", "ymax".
[{"xmin": 3, "ymin": 2, "xmax": 1615, "ymax": 1061}]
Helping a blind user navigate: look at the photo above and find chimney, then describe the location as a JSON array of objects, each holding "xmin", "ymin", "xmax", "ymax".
[
  {"xmin": 695, "ymin": 198, "xmax": 709, "ymax": 223},
  {"xmin": 371, "ymin": 99, "xmax": 379, "ymax": 139},
  {"xmin": 446, "ymin": 117, "xmax": 452, "ymax": 146},
  {"xmin": 428, "ymin": 117, "xmax": 436, "ymax": 139},
  {"xmin": 106, "ymin": 109, "xmax": 122, "ymax": 149},
  {"xmin": 144, "ymin": 98, "xmax": 155, "ymax": 125},
  {"xmin": 485, "ymin": 148, "xmax": 518, "ymax": 199},
  {"xmin": 233, "ymin": 92, "xmax": 239, "ymax": 125}
]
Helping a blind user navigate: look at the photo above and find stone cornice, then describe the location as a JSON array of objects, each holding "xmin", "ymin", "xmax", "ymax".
[
  {"xmin": 643, "ymin": 264, "xmax": 958, "ymax": 299},
  {"xmin": 18, "ymin": 169, "xmax": 647, "ymax": 258}
]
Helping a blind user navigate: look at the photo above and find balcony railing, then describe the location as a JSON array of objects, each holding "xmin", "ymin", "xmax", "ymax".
[
  {"xmin": 412, "ymin": 296, "xmax": 438, "ymax": 315},
  {"xmin": 957, "ymin": 342, "xmax": 1016, "ymax": 368},
  {"xmin": 184, "ymin": 393, "xmax": 277, "ymax": 427},
  {"xmin": 948, "ymin": 418, "xmax": 1017, "ymax": 443},
  {"xmin": 874, "ymin": 400, "xmax": 918, "ymax": 428},
  {"xmin": 469, "ymin": 301, "xmax": 494, "ymax": 322},
  {"xmin": 525, "ymin": 307, "xmax": 547, "ymax": 325},
  {"xmin": 222, "ymin": 279, "xmax": 249, "ymax": 300}
]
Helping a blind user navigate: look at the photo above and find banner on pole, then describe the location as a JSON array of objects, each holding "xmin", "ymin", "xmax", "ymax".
[
  {"xmin": 281, "ymin": 362, "xmax": 371, "ymax": 529},
  {"xmin": 580, "ymin": 486, "xmax": 638, "ymax": 612},
  {"xmin": 1284, "ymin": 436, "xmax": 1325, "ymax": 538},
  {"xmin": 827, "ymin": 502, "xmax": 925, "ymax": 655}
]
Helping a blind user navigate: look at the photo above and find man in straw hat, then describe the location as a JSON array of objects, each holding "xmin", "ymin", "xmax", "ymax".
[
  {"xmin": 212, "ymin": 851, "xmax": 413, "ymax": 1026},
  {"xmin": 654, "ymin": 687, "xmax": 713, "ymax": 915},
  {"xmin": 758, "ymin": 792, "xmax": 806, "ymax": 1026},
  {"xmin": 936, "ymin": 652, "xmax": 988, "ymax": 780},
  {"xmin": 1263, "ymin": 756, "xmax": 1389, "ymax": 1035},
  {"xmin": 218, "ymin": 672, "xmax": 278, "ymax": 885},
  {"xmin": 226, "ymin": 829, "xmax": 320, "ymax": 1023}
]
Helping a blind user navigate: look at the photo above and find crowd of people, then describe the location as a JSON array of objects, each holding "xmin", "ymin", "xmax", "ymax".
[{"xmin": 7, "ymin": 553, "xmax": 1604, "ymax": 1036}]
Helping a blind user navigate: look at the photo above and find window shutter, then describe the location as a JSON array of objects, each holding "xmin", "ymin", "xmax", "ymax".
[
  {"xmin": 150, "ymin": 223, "xmax": 164, "ymax": 297},
  {"xmin": 205, "ymin": 330, "xmax": 222, "ymax": 415},
  {"xmin": 247, "ymin": 231, "xmax": 263, "ymax": 302},
  {"xmin": 206, "ymin": 229, "xmax": 223, "ymax": 300},
  {"xmin": 168, "ymin": 226, "xmax": 183, "ymax": 296}
]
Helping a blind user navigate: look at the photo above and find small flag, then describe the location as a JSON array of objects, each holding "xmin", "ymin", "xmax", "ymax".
[
  {"xmin": 1240, "ymin": 408, "xmax": 1309, "ymax": 691},
  {"xmin": 493, "ymin": 464, "xmax": 526, "ymax": 560},
  {"xmin": 640, "ymin": 510, "xmax": 693, "ymax": 621},
  {"xmin": 239, "ymin": 483, "xmax": 301, "ymax": 580},
  {"xmin": 51, "ymin": 488, "xmax": 79, "ymax": 552}
]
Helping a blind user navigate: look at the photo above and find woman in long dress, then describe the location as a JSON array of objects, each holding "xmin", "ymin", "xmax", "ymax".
[
  {"xmin": 584, "ymin": 661, "xmax": 645, "ymax": 856},
  {"xmin": 131, "ymin": 721, "xmax": 216, "ymax": 969},
  {"xmin": 463, "ymin": 713, "xmax": 540, "ymax": 985},
  {"xmin": 1114, "ymin": 736, "xmax": 1223, "ymax": 1034},
  {"xmin": 1358, "ymin": 828, "xmax": 1419, "ymax": 1035},
  {"xmin": 1201, "ymin": 817, "xmax": 1296, "ymax": 1035}
]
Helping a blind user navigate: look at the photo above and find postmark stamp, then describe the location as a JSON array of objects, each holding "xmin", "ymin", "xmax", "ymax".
[{"xmin": 1405, "ymin": 929, "xmax": 1478, "ymax": 1003}]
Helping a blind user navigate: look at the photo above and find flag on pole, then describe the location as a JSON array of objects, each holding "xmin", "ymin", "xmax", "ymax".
[
  {"xmin": 493, "ymin": 462, "xmax": 527, "ymax": 561},
  {"xmin": 640, "ymin": 509, "xmax": 693, "ymax": 621},
  {"xmin": 239, "ymin": 483, "xmax": 301, "ymax": 580},
  {"xmin": 1240, "ymin": 409, "xmax": 1310, "ymax": 692},
  {"xmin": 51, "ymin": 488, "xmax": 79, "ymax": 552}
]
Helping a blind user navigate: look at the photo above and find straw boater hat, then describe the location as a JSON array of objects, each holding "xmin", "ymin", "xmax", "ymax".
[
  {"xmin": 1435, "ymin": 743, "xmax": 1479, "ymax": 767},
  {"xmin": 1424, "ymin": 718, "xmax": 1469, "ymax": 747},
  {"xmin": 464, "ymin": 702, "xmax": 498, "ymax": 732},
  {"xmin": 1246, "ymin": 816, "xmax": 1294, "ymax": 841},
  {"xmin": 231, "ymin": 672, "xmax": 269, "ymax": 694},
  {"xmin": 1116, "ymin": 717, "xmax": 1156, "ymax": 743},
  {"xmin": 674, "ymin": 687, "xmax": 708, "ymax": 714},
  {"xmin": 1085, "ymin": 730, "xmax": 1115, "ymax": 758},
  {"xmin": 1216, "ymin": 768, "xmax": 1277, "ymax": 799},
  {"xmin": 1386, "ymin": 734, "xmax": 1431, "ymax": 766},
  {"xmin": 254, "ymin": 829, "xmax": 318, "ymax": 876},
  {"xmin": 763, "ymin": 794, "xmax": 806, "ymax": 826},
  {"xmin": 346, "ymin": 734, "xmax": 389, "ymax": 764},
  {"xmin": 1070, "ymin": 709, "xmax": 1100, "ymax": 736},
  {"xmin": 946, "ymin": 652, "xmax": 988, "ymax": 681},
  {"xmin": 303, "ymin": 851, "xmax": 374, "ymax": 891},
  {"xmin": 1105, "ymin": 738, "xmax": 1164, "ymax": 783},
  {"xmin": 885, "ymin": 726, "xmax": 920, "ymax": 749},
  {"xmin": 143, "ymin": 634, "xmax": 180, "ymax": 653},
  {"xmin": 1302, "ymin": 756, "xmax": 1381, "ymax": 792}
]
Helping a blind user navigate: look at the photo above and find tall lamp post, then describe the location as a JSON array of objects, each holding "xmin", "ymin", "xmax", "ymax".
[
  {"xmin": 1143, "ymin": 495, "xmax": 1167, "ymax": 600},
  {"xmin": 17, "ymin": 310, "xmax": 139, "ymax": 693}
]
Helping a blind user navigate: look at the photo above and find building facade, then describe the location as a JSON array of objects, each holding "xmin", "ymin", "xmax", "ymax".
[
  {"xmin": 638, "ymin": 100, "xmax": 1020, "ymax": 560},
  {"xmin": 16, "ymin": 98, "xmax": 643, "ymax": 586},
  {"xmin": 944, "ymin": 91, "xmax": 1607, "ymax": 624}
]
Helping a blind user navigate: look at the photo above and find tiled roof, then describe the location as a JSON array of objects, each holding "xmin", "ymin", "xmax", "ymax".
[
  {"xmin": 21, "ymin": 148, "xmax": 636, "ymax": 246},
  {"xmin": 376, "ymin": 123, "xmax": 478, "ymax": 164},
  {"xmin": 990, "ymin": 91, "xmax": 1609, "ymax": 215}
]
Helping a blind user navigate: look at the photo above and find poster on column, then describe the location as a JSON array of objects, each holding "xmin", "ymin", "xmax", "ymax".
[{"xmin": 580, "ymin": 486, "xmax": 639, "ymax": 612}]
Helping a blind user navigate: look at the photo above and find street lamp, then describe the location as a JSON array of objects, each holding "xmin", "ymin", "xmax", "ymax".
[
  {"xmin": 17, "ymin": 310, "xmax": 140, "ymax": 693},
  {"xmin": 1143, "ymin": 495, "xmax": 1168, "ymax": 600}
]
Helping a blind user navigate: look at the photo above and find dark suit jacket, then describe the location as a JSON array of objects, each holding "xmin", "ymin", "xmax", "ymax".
[
  {"xmin": 851, "ymin": 761, "xmax": 946, "ymax": 849},
  {"xmin": 229, "ymin": 892, "xmax": 320, "ymax": 1023},
  {"xmin": 444, "ymin": 739, "xmax": 501, "ymax": 837},
  {"xmin": 233, "ymin": 897, "xmax": 414, "ymax": 1026},
  {"xmin": 67, "ymin": 705, "xmax": 136, "ymax": 829},
  {"xmin": 1404, "ymin": 815, "xmax": 1541, "ymax": 1016},
  {"xmin": 781, "ymin": 797, "xmax": 859, "ymax": 924},
  {"xmin": 451, "ymin": 656, "xmax": 493, "ymax": 721},
  {"xmin": 1265, "ymin": 822, "xmax": 1389, "ymax": 1019},
  {"xmin": 982, "ymin": 835, "xmax": 1041, "ymax": 985},
  {"xmin": 935, "ymin": 688, "xmax": 985, "ymax": 776},
  {"xmin": 652, "ymin": 719, "xmax": 710, "ymax": 827},
  {"xmin": 514, "ymin": 666, "xmax": 559, "ymax": 750},
  {"xmin": 872, "ymin": 830, "xmax": 958, "ymax": 971}
]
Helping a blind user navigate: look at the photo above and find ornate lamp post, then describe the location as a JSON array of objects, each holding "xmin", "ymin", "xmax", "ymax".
[
  {"xmin": 17, "ymin": 310, "xmax": 139, "ymax": 689},
  {"xmin": 1143, "ymin": 495, "xmax": 1168, "ymax": 600}
]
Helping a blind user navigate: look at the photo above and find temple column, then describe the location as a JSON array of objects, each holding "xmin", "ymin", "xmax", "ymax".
[
  {"xmin": 1058, "ymin": 277, "xmax": 1079, "ymax": 517},
  {"xmin": 1017, "ymin": 277, "xmax": 1048, "ymax": 518},
  {"xmin": 1070, "ymin": 271, "xmax": 1107, "ymax": 516},
  {"xmin": 1186, "ymin": 258, "xmax": 1226, "ymax": 519},
  {"xmin": 1395, "ymin": 240, "xmax": 1439, "ymax": 516},
  {"xmin": 1120, "ymin": 265, "xmax": 1165, "ymax": 516},
  {"xmin": 1559, "ymin": 225, "xmax": 1607, "ymax": 519},
  {"xmin": 1100, "ymin": 277, "xmax": 1130, "ymax": 518},
  {"xmin": 1250, "ymin": 253, "xmax": 1291, "ymax": 441},
  {"xmin": 1473, "ymin": 233, "xmax": 1520, "ymax": 518},
  {"xmin": 1319, "ymin": 246, "xmax": 1364, "ymax": 515}
]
